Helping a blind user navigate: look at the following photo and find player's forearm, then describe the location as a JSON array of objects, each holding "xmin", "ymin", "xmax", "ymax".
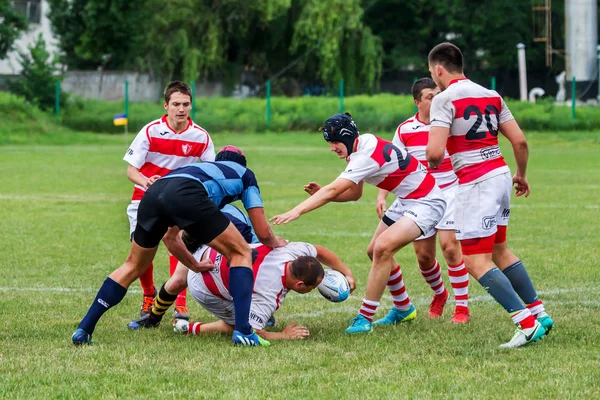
[
  {"xmin": 126, "ymin": 165, "xmax": 148, "ymax": 187},
  {"xmin": 255, "ymin": 329, "xmax": 288, "ymax": 341},
  {"xmin": 314, "ymin": 245, "xmax": 353, "ymax": 278},
  {"xmin": 377, "ymin": 189, "xmax": 389, "ymax": 201},
  {"xmin": 162, "ymin": 229, "xmax": 198, "ymax": 271},
  {"xmin": 512, "ymin": 140, "xmax": 529, "ymax": 177},
  {"xmin": 294, "ymin": 184, "xmax": 342, "ymax": 214}
]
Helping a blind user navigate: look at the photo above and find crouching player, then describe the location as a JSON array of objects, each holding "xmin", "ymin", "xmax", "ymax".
[
  {"xmin": 130, "ymin": 241, "xmax": 355, "ymax": 344},
  {"xmin": 272, "ymin": 113, "xmax": 446, "ymax": 334}
]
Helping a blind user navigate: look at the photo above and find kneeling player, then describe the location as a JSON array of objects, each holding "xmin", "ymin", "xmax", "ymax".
[
  {"xmin": 272, "ymin": 113, "xmax": 446, "ymax": 334},
  {"xmin": 130, "ymin": 241, "xmax": 355, "ymax": 343}
]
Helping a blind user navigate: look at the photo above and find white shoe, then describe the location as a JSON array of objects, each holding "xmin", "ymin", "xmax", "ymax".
[{"xmin": 500, "ymin": 320, "xmax": 546, "ymax": 349}]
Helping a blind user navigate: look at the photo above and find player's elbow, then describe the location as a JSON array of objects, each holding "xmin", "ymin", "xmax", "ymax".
[{"xmin": 426, "ymin": 148, "xmax": 443, "ymax": 167}]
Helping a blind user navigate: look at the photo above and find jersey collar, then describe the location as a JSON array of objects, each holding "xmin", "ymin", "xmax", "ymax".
[
  {"xmin": 162, "ymin": 114, "xmax": 193, "ymax": 134},
  {"xmin": 448, "ymin": 77, "xmax": 469, "ymax": 87}
]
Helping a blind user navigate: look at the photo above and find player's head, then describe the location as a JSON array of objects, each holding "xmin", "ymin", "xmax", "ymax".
[
  {"xmin": 411, "ymin": 78, "xmax": 439, "ymax": 115},
  {"xmin": 288, "ymin": 256, "xmax": 324, "ymax": 294},
  {"xmin": 322, "ymin": 112, "xmax": 359, "ymax": 159},
  {"xmin": 428, "ymin": 42, "xmax": 464, "ymax": 90},
  {"xmin": 215, "ymin": 145, "xmax": 247, "ymax": 167},
  {"xmin": 163, "ymin": 81, "xmax": 192, "ymax": 122}
]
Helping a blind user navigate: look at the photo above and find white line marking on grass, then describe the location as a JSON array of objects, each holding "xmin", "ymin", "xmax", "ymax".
[
  {"xmin": 511, "ymin": 204, "xmax": 599, "ymax": 209},
  {"xmin": 0, "ymin": 194, "xmax": 125, "ymax": 203}
]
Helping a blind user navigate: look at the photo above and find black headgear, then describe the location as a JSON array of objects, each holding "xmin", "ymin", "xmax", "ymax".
[
  {"xmin": 322, "ymin": 113, "xmax": 359, "ymax": 156},
  {"xmin": 215, "ymin": 145, "xmax": 247, "ymax": 167}
]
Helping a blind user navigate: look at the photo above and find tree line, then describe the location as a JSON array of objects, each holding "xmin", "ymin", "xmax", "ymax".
[{"xmin": 1, "ymin": 0, "xmax": 588, "ymax": 96}]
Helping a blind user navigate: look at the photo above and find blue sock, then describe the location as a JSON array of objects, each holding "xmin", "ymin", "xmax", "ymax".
[
  {"xmin": 229, "ymin": 266, "xmax": 254, "ymax": 335},
  {"xmin": 78, "ymin": 277, "xmax": 127, "ymax": 334},
  {"xmin": 502, "ymin": 261, "xmax": 539, "ymax": 305},
  {"xmin": 478, "ymin": 268, "xmax": 525, "ymax": 313}
]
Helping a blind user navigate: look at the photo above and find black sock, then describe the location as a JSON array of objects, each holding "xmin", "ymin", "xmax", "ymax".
[
  {"xmin": 79, "ymin": 277, "xmax": 127, "ymax": 334},
  {"xmin": 150, "ymin": 283, "xmax": 177, "ymax": 319}
]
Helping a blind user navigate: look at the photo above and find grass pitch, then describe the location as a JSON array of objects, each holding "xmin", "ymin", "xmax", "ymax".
[{"xmin": 0, "ymin": 131, "xmax": 599, "ymax": 399}]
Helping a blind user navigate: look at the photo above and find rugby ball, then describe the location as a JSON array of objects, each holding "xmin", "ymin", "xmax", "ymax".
[{"xmin": 318, "ymin": 269, "xmax": 350, "ymax": 302}]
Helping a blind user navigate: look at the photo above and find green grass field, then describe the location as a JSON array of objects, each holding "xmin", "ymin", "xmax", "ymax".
[{"xmin": 1, "ymin": 131, "xmax": 599, "ymax": 399}]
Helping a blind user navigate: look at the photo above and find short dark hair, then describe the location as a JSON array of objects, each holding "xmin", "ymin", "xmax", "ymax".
[
  {"xmin": 290, "ymin": 256, "xmax": 324, "ymax": 286},
  {"xmin": 428, "ymin": 42, "xmax": 464, "ymax": 74},
  {"xmin": 411, "ymin": 78, "xmax": 437, "ymax": 101},
  {"xmin": 164, "ymin": 81, "xmax": 192, "ymax": 104}
]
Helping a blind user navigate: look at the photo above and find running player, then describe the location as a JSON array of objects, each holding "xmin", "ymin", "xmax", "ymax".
[
  {"xmin": 271, "ymin": 113, "xmax": 446, "ymax": 334},
  {"xmin": 71, "ymin": 146, "xmax": 287, "ymax": 346},
  {"xmin": 124, "ymin": 81, "xmax": 215, "ymax": 321},
  {"xmin": 374, "ymin": 78, "xmax": 470, "ymax": 324},
  {"xmin": 129, "ymin": 241, "xmax": 355, "ymax": 342},
  {"xmin": 426, "ymin": 42, "xmax": 553, "ymax": 348}
]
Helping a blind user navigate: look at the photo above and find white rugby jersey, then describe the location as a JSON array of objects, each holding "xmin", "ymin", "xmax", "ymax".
[
  {"xmin": 191, "ymin": 242, "xmax": 317, "ymax": 330},
  {"xmin": 430, "ymin": 78, "xmax": 513, "ymax": 184},
  {"xmin": 123, "ymin": 115, "xmax": 215, "ymax": 201},
  {"xmin": 339, "ymin": 133, "xmax": 437, "ymax": 200},
  {"xmin": 394, "ymin": 114, "xmax": 458, "ymax": 189}
]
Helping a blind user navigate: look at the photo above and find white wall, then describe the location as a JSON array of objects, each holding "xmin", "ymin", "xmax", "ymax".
[{"xmin": 0, "ymin": 0, "xmax": 60, "ymax": 75}]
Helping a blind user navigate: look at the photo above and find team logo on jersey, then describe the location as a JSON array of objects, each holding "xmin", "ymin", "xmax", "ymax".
[
  {"xmin": 126, "ymin": 148, "xmax": 134, "ymax": 155},
  {"xmin": 159, "ymin": 131, "xmax": 169, "ymax": 136},
  {"xmin": 182, "ymin": 143, "xmax": 193, "ymax": 155},
  {"xmin": 412, "ymin": 125, "xmax": 422, "ymax": 130},
  {"xmin": 480, "ymin": 146, "xmax": 501, "ymax": 160},
  {"xmin": 482, "ymin": 216, "xmax": 497, "ymax": 230}
]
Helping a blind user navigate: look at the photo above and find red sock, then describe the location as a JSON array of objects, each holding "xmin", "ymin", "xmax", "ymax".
[
  {"xmin": 187, "ymin": 322, "xmax": 202, "ymax": 335},
  {"xmin": 511, "ymin": 309, "xmax": 536, "ymax": 329},
  {"xmin": 526, "ymin": 300, "xmax": 545, "ymax": 317},
  {"xmin": 448, "ymin": 261, "xmax": 469, "ymax": 311},
  {"xmin": 139, "ymin": 262, "xmax": 155, "ymax": 296},
  {"xmin": 388, "ymin": 266, "xmax": 411, "ymax": 310},
  {"xmin": 419, "ymin": 260, "xmax": 445, "ymax": 295},
  {"xmin": 170, "ymin": 255, "xmax": 186, "ymax": 307},
  {"xmin": 359, "ymin": 299, "xmax": 380, "ymax": 322}
]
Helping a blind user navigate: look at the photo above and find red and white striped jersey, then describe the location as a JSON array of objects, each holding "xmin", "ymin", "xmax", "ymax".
[
  {"xmin": 394, "ymin": 114, "xmax": 458, "ymax": 189},
  {"xmin": 339, "ymin": 133, "xmax": 437, "ymax": 200},
  {"xmin": 123, "ymin": 115, "xmax": 215, "ymax": 201},
  {"xmin": 430, "ymin": 78, "xmax": 513, "ymax": 185},
  {"xmin": 193, "ymin": 242, "xmax": 317, "ymax": 330}
]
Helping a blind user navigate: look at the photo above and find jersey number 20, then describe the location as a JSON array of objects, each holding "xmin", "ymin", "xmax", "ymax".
[{"xmin": 464, "ymin": 105, "xmax": 500, "ymax": 140}]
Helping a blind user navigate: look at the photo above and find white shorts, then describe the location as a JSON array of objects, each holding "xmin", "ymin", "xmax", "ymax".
[
  {"xmin": 187, "ymin": 270, "xmax": 236, "ymax": 326},
  {"xmin": 454, "ymin": 172, "xmax": 511, "ymax": 240},
  {"xmin": 382, "ymin": 185, "xmax": 446, "ymax": 238},
  {"xmin": 126, "ymin": 200, "xmax": 141, "ymax": 237}
]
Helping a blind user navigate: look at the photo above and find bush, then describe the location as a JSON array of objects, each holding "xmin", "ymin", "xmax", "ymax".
[
  {"xmin": 8, "ymin": 34, "xmax": 66, "ymax": 112},
  {"xmin": 60, "ymin": 94, "xmax": 600, "ymax": 134}
]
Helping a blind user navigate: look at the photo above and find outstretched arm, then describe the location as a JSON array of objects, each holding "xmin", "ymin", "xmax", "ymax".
[
  {"xmin": 313, "ymin": 244, "xmax": 356, "ymax": 291},
  {"xmin": 304, "ymin": 181, "xmax": 364, "ymax": 202},
  {"xmin": 182, "ymin": 319, "xmax": 309, "ymax": 340},
  {"xmin": 246, "ymin": 207, "xmax": 287, "ymax": 247},
  {"xmin": 271, "ymin": 178, "xmax": 357, "ymax": 225}
]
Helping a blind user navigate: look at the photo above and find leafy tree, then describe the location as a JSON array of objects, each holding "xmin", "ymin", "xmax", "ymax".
[
  {"xmin": 47, "ymin": 0, "xmax": 147, "ymax": 70},
  {"xmin": 9, "ymin": 34, "xmax": 63, "ymax": 111},
  {"xmin": 0, "ymin": 0, "xmax": 28, "ymax": 60}
]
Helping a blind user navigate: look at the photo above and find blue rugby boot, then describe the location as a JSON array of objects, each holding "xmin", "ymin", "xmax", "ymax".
[
  {"xmin": 345, "ymin": 315, "xmax": 373, "ymax": 334},
  {"xmin": 72, "ymin": 328, "xmax": 92, "ymax": 345},
  {"xmin": 373, "ymin": 304, "xmax": 417, "ymax": 326},
  {"xmin": 232, "ymin": 330, "xmax": 270, "ymax": 347},
  {"xmin": 536, "ymin": 312, "xmax": 554, "ymax": 335}
]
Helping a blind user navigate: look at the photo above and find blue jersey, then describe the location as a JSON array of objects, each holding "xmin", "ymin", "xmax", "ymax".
[
  {"xmin": 162, "ymin": 161, "xmax": 263, "ymax": 210},
  {"xmin": 221, "ymin": 204, "xmax": 259, "ymax": 244}
]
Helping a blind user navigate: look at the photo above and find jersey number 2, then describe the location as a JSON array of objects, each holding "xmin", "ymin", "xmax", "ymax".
[
  {"xmin": 383, "ymin": 144, "xmax": 411, "ymax": 170},
  {"xmin": 464, "ymin": 105, "xmax": 500, "ymax": 140}
]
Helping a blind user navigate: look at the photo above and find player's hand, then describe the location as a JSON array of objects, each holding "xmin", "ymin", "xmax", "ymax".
[
  {"xmin": 512, "ymin": 174, "xmax": 530, "ymax": 197},
  {"xmin": 148, "ymin": 174, "xmax": 161, "ymax": 185},
  {"xmin": 376, "ymin": 198, "xmax": 387, "ymax": 219},
  {"xmin": 271, "ymin": 236, "xmax": 288, "ymax": 248},
  {"xmin": 270, "ymin": 209, "xmax": 301, "ymax": 225},
  {"xmin": 304, "ymin": 182, "xmax": 321, "ymax": 196},
  {"xmin": 187, "ymin": 259, "xmax": 215, "ymax": 273},
  {"xmin": 345, "ymin": 274, "xmax": 357, "ymax": 292},
  {"xmin": 281, "ymin": 322, "xmax": 310, "ymax": 340}
]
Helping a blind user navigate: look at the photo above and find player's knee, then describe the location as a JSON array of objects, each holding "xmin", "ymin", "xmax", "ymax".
[
  {"xmin": 373, "ymin": 241, "xmax": 395, "ymax": 262},
  {"xmin": 416, "ymin": 251, "xmax": 435, "ymax": 269},
  {"xmin": 167, "ymin": 275, "xmax": 187, "ymax": 294},
  {"xmin": 366, "ymin": 243, "xmax": 375, "ymax": 260},
  {"xmin": 440, "ymin": 240, "xmax": 461, "ymax": 264}
]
